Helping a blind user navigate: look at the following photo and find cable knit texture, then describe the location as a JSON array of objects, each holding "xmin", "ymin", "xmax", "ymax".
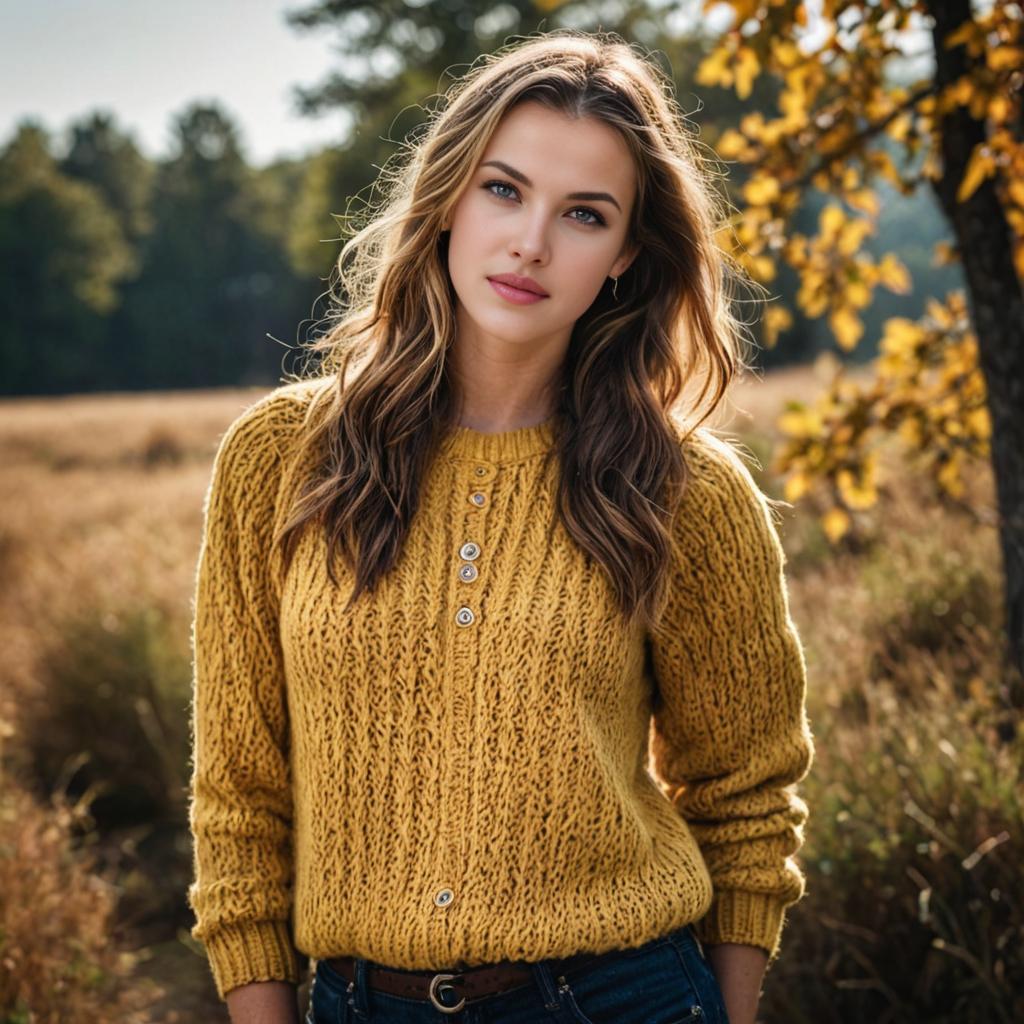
[{"xmin": 187, "ymin": 377, "xmax": 815, "ymax": 1000}]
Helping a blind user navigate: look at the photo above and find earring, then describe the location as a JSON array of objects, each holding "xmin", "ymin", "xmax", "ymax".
[{"xmin": 611, "ymin": 275, "xmax": 619, "ymax": 301}]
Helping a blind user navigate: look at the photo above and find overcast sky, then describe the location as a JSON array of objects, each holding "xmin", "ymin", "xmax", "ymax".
[{"xmin": 0, "ymin": 0, "xmax": 353, "ymax": 166}]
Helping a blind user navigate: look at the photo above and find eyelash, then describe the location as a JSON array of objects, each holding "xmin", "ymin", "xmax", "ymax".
[{"xmin": 481, "ymin": 179, "xmax": 607, "ymax": 227}]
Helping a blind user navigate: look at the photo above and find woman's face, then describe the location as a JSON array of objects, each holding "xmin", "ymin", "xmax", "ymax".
[{"xmin": 445, "ymin": 100, "xmax": 639, "ymax": 350}]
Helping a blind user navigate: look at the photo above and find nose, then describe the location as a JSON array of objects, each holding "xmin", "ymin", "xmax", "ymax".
[{"xmin": 507, "ymin": 214, "xmax": 550, "ymax": 265}]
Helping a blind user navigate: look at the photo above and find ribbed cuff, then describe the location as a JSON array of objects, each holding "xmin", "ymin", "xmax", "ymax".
[
  {"xmin": 203, "ymin": 919, "xmax": 302, "ymax": 1000},
  {"xmin": 691, "ymin": 890, "xmax": 788, "ymax": 961}
]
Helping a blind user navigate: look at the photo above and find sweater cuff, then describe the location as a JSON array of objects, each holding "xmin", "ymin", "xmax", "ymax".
[
  {"xmin": 691, "ymin": 890, "xmax": 788, "ymax": 961},
  {"xmin": 202, "ymin": 919, "xmax": 302, "ymax": 1000}
]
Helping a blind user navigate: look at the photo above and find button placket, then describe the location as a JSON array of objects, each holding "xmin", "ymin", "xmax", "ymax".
[
  {"xmin": 446, "ymin": 459, "xmax": 496, "ymax": 918},
  {"xmin": 454, "ymin": 462, "xmax": 495, "ymax": 625}
]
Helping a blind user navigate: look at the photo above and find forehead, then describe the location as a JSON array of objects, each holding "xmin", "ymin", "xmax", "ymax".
[{"xmin": 480, "ymin": 101, "xmax": 636, "ymax": 200}]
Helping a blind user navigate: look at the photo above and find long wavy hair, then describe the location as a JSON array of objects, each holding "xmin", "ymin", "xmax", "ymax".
[{"xmin": 276, "ymin": 29, "xmax": 761, "ymax": 632}]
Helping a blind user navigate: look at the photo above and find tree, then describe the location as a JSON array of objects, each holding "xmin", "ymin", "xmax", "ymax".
[
  {"xmin": 59, "ymin": 111, "xmax": 155, "ymax": 246},
  {"xmin": 114, "ymin": 103, "xmax": 303, "ymax": 388},
  {"xmin": 0, "ymin": 121, "xmax": 134, "ymax": 394},
  {"xmin": 689, "ymin": 0, "xmax": 1024, "ymax": 680}
]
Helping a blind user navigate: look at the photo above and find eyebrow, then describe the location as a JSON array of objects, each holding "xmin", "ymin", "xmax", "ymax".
[{"xmin": 480, "ymin": 159, "xmax": 622, "ymax": 213}]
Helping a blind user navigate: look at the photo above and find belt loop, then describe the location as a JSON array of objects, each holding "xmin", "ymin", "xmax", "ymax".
[
  {"xmin": 529, "ymin": 958, "xmax": 563, "ymax": 1014},
  {"xmin": 350, "ymin": 957, "xmax": 371, "ymax": 1019}
]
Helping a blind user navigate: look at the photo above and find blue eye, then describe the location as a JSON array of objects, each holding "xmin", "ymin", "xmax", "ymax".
[{"xmin": 481, "ymin": 179, "xmax": 606, "ymax": 227}]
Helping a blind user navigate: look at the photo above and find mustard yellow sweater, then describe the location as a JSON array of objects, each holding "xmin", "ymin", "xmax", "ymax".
[{"xmin": 187, "ymin": 377, "xmax": 815, "ymax": 1000}]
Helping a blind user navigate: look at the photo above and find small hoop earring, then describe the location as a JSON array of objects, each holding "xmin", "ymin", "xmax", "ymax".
[{"xmin": 611, "ymin": 275, "xmax": 619, "ymax": 301}]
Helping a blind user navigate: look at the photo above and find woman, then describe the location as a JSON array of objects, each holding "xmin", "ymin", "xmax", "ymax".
[{"xmin": 187, "ymin": 29, "xmax": 815, "ymax": 1024}]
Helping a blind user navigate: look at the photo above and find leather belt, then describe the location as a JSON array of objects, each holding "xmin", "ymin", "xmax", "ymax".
[{"xmin": 323, "ymin": 946, "xmax": 610, "ymax": 1015}]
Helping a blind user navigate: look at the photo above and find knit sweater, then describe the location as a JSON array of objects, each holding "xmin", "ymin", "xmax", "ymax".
[{"xmin": 186, "ymin": 376, "xmax": 815, "ymax": 1000}]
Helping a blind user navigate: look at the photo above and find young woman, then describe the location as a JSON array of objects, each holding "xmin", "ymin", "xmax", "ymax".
[{"xmin": 187, "ymin": 29, "xmax": 815, "ymax": 1024}]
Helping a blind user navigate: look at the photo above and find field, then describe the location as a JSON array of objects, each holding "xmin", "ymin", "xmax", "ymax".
[{"xmin": 0, "ymin": 364, "xmax": 1019, "ymax": 1023}]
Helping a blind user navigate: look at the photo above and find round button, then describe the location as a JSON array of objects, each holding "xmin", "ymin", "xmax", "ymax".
[
  {"xmin": 459, "ymin": 542, "xmax": 480, "ymax": 560},
  {"xmin": 470, "ymin": 492, "xmax": 487, "ymax": 507},
  {"xmin": 455, "ymin": 606, "xmax": 475, "ymax": 626},
  {"xmin": 458, "ymin": 563, "xmax": 478, "ymax": 582},
  {"xmin": 434, "ymin": 887, "xmax": 454, "ymax": 907},
  {"xmin": 474, "ymin": 466, "xmax": 488, "ymax": 477}
]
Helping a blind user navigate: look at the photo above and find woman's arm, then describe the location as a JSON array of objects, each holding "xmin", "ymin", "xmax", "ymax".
[
  {"xmin": 225, "ymin": 980, "xmax": 301, "ymax": 1024},
  {"xmin": 188, "ymin": 395, "xmax": 305, "ymax": 1000},
  {"xmin": 647, "ymin": 429, "xmax": 815, "ymax": 976},
  {"xmin": 707, "ymin": 943, "xmax": 769, "ymax": 1024}
]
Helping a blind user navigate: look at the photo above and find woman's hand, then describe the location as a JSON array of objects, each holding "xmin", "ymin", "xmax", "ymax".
[
  {"xmin": 225, "ymin": 979, "xmax": 301, "ymax": 1024},
  {"xmin": 705, "ymin": 942, "xmax": 769, "ymax": 1024}
]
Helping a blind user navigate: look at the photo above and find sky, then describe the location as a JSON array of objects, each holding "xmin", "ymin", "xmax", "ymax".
[{"xmin": 0, "ymin": 0, "xmax": 354, "ymax": 166}]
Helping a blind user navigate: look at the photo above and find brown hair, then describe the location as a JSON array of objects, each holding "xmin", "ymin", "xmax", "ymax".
[{"xmin": 276, "ymin": 28, "xmax": 760, "ymax": 631}]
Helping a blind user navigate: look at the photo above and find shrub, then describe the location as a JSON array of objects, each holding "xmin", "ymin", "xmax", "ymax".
[
  {"xmin": 23, "ymin": 602, "xmax": 191, "ymax": 829},
  {"xmin": 0, "ymin": 777, "xmax": 161, "ymax": 1022}
]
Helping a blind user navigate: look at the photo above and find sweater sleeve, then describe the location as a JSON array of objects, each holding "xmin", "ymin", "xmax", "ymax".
[
  {"xmin": 186, "ymin": 395, "xmax": 302, "ymax": 1000},
  {"xmin": 647, "ymin": 429, "xmax": 815, "ymax": 962}
]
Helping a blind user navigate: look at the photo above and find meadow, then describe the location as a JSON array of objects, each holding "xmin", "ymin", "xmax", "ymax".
[{"xmin": 0, "ymin": 364, "xmax": 1019, "ymax": 1023}]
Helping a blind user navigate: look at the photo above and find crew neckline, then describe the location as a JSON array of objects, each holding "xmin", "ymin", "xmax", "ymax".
[{"xmin": 441, "ymin": 414, "xmax": 559, "ymax": 462}]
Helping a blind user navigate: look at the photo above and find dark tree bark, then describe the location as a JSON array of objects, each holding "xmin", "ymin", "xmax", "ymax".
[{"xmin": 927, "ymin": 0, "xmax": 1024, "ymax": 691}]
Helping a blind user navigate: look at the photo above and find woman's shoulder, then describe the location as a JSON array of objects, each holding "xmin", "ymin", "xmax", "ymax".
[
  {"xmin": 213, "ymin": 375, "xmax": 336, "ymax": 473},
  {"xmin": 666, "ymin": 418, "xmax": 788, "ymax": 553},
  {"xmin": 670, "ymin": 420, "xmax": 764, "ymax": 502}
]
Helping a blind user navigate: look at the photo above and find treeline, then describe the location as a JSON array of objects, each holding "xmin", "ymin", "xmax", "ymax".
[
  {"xmin": 0, "ymin": 13, "xmax": 963, "ymax": 397},
  {"xmin": 0, "ymin": 106, "xmax": 341, "ymax": 396}
]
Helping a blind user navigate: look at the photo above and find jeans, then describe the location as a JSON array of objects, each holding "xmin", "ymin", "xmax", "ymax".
[{"xmin": 305, "ymin": 922, "xmax": 731, "ymax": 1024}]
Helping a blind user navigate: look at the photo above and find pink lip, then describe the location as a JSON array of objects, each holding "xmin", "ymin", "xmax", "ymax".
[{"xmin": 487, "ymin": 278, "xmax": 548, "ymax": 305}]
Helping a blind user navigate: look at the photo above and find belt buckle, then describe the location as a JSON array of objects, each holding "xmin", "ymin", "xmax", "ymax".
[{"xmin": 428, "ymin": 972, "xmax": 466, "ymax": 1014}]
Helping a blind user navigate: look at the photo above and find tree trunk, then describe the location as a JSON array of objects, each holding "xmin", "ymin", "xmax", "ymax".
[{"xmin": 927, "ymin": 0, "xmax": 1024, "ymax": 692}]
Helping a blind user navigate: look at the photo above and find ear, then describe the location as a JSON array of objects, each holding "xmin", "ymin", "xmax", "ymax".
[{"xmin": 611, "ymin": 243, "xmax": 639, "ymax": 279}]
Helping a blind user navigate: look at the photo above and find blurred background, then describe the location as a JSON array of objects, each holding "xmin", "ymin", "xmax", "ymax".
[{"xmin": 0, "ymin": 1, "xmax": 1020, "ymax": 1021}]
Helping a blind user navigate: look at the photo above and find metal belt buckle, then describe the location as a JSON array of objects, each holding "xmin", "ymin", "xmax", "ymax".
[{"xmin": 428, "ymin": 972, "xmax": 466, "ymax": 1014}]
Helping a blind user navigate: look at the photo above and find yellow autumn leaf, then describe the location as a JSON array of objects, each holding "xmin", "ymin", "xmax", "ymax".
[
  {"xmin": 944, "ymin": 21, "xmax": 977, "ymax": 51},
  {"xmin": 937, "ymin": 454, "xmax": 965, "ymax": 498},
  {"xmin": 880, "ymin": 317, "xmax": 925, "ymax": 357},
  {"xmin": 846, "ymin": 279, "xmax": 871, "ymax": 309},
  {"xmin": 837, "ymin": 218, "xmax": 873, "ymax": 255},
  {"xmin": 784, "ymin": 471, "xmax": 811, "ymax": 502},
  {"xmin": 735, "ymin": 46, "xmax": 761, "ymax": 100},
  {"xmin": 886, "ymin": 114, "xmax": 912, "ymax": 143},
  {"xmin": 877, "ymin": 253, "xmax": 911, "ymax": 294},
  {"xmin": 898, "ymin": 417, "xmax": 924, "ymax": 447},
  {"xmin": 763, "ymin": 304, "xmax": 793, "ymax": 346},
  {"xmin": 957, "ymin": 143, "xmax": 996, "ymax": 202},
  {"xmin": 847, "ymin": 189, "xmax": 880, "ymax": 216},
  {"xmin": 1007, "ymin": 180, "xmax": 1024, "ymax": 208},
  {"xmin": 822, "ymin": 506, "xmax": 851, "ymax": 542},
  {"xmin": 743, "ymin": 174, "xmax": 781, "ymax": 205},
  {"xmin": 988, "ymin": 93, "xmax": 1013, "ymax": 123},
  {"xmin": 777, "ymin": 407, "xmax": 823, "ymax": 438},
  {"xmin": 820, "ymin": 205, "xmax": 845, "ymax": 240},
  {"xmin": 773, "ymin": 39, "xmax": 802, "ymax": 68},
  {"xmin": 837, "ymin": 454, "xmax": 878, "ymax": 510},
  {"xmin": 716, "ymin": 129, "xmax": 750, "ymax": 160},
  {"xmin": 830, "ymin": 307, "xmax": 864, "ymax": 350},
  {"xmin": 966, "ymin": 406, "xmax": 991, "ymax": 440},
  {"xmin": 696, "ymin": 47, "xmax": 733, "ymax": 89},
  {"xmin": 988, "ymin": 46, "xmax": 1024, "ymax": 71}
]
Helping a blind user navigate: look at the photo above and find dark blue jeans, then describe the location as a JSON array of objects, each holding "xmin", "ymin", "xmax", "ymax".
[{"xmin": 305, "ymin": 922, "xmax": 731, "ymax": 1024}]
